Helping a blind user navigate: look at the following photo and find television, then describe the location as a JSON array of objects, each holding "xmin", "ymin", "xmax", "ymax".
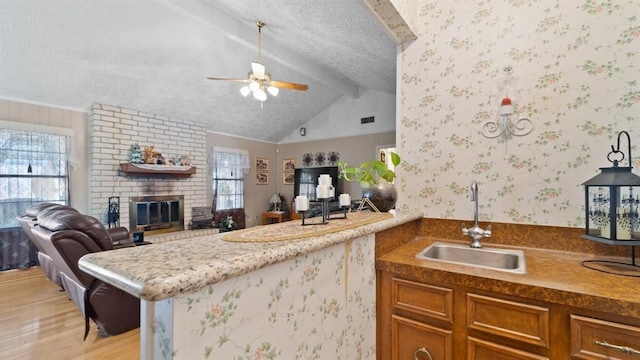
[{"xmin": 294, "ymin": 166, "xmax": 340, "ymax": 202}]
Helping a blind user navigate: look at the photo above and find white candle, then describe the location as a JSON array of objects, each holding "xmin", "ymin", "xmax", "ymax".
[
  {"xmin": 318, "ymin": 174, "xmax": 332, "ymax": 186},
  {"xmin": 329, "ymin": 186, "xmax": 335, "ymax": 198},
  {"xmin": 295, "ymin": 196, "xmax": 309, "ymax": 212},
  {"xmin": 616, "ymin": 207, "xmax": 631, "ymax": 240},
  {"xmin": 316, "ymin": 185, "xmax": 330, "ymax": 199},
  {"xmin": 339, "ymin": 193, "xmax": 351, "ymax": 207}
]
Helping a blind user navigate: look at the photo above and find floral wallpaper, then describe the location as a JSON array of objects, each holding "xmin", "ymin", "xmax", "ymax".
[
  {"xmin": 391, "ymin": 0, "xmax": 639, "ymax": 227},
  {"xmin": 146, "ymin": 235, "xmax": 376, "ymax": 359}
]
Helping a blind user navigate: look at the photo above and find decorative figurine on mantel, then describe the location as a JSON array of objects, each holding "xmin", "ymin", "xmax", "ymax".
[{"xmin": 129, "ymin": 143, "xmax": 144, "ymax": 164}]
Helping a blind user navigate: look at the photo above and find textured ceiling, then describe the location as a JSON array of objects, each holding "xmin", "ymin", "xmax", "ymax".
[{"xmin": 0, "ymin": 0, "xmax": 397, "ymax": 142}]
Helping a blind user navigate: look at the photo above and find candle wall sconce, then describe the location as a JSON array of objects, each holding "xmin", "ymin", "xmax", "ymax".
[
  {"xmin": 581, "ymin": 130, "xmax": 640, "ymax": 276},
  {"xmin": 481, "ymin": 66, "xmax": 533, "ymax": 140}
]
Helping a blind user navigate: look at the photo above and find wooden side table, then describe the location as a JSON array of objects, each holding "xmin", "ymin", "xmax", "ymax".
[
  {"xmin": 289, "ymin": 200, "xmax": 302, "ymax": 220},
  {"xmin": 262, "ymin": 211, "xmax": 287, "ymax": 225}
]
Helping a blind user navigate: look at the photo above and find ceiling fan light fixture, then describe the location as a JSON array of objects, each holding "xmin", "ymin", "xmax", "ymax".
[
  {"xmin": 207, "ymin": 20, "xmax": 308, "ymax": 103},
  {"xmin": 267, "ymin": 86, "xmax": 279, "ymax": 96},
  {"xmin": 249, "ymin": 81, "xmax": 260, "ymax": 92},
  {"xmin": 253, "ymin": 88, "xmax": 267, "ymax": 102}
]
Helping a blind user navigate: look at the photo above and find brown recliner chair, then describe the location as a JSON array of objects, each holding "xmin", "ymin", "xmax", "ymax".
[
  {"xmin": 17, "ymin": 203, "xmax": 134, "ymax": 290},
  {"xmin": 30, "ymin": 210, "xmax": 140, "ymax": 339},
  {"xmin": 17, "ymin": 203, "xmax": 79, "ymax": 288}
]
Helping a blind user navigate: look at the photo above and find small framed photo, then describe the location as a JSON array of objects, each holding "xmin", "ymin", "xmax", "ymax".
[
  {"xmin": 256, "ymin": 172, "xmax": 269, "ymax": 185},
  {"xmin": 283, "ymin": 158, "xmax": 296, "ymax": 171},
  {"xmin": 256, "ymin": 157, "xmax": 269, "ymax": 171},
  {"xmin": 283, "ymin": 171, "xmax": 295, "ymax": 185}
]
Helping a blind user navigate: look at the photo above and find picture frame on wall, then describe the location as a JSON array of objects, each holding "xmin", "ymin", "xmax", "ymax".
[
  {"xmin": 283, "ymin": 171, "xmax": 294, "ymax": 185},
  {"xmin": 283, "ymin": 158, "xmax": 296, "ymax": 171},
  {"xmin": 256, "ymin": 157, "xmax": 269, "ymax": 171},
  {"xmin": 256, "ymin": 172, "xmax": 269, "ymax": 185}
]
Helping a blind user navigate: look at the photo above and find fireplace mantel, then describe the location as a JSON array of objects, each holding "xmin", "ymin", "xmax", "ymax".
[{"xmin": 120, "ymin": 163, "xmax": 196, "ymax": 177}]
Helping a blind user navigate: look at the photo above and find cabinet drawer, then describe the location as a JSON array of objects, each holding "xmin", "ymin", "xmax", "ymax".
[
  {"xmin": 468, "ymin": 337, "xmax": 549, "ymax": 360},
  {"xmin": 467, "ymin": 293, "xmax": 549, "ymax": 348},
  {"xmin": 392, "ymin": 315, "xmax": 452, "ymax": 360},
  {"xmin": 391, "ymin": 277, "xmax": 453, "ymax": 323},
  {"xmin": 571, "ymin": 315, "xmax": 640, "ymax": 359}
]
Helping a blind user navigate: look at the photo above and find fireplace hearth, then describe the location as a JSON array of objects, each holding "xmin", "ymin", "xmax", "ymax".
[{"xmin": 129, "ymin": 195, "xmax": 184, "ymax": 234}]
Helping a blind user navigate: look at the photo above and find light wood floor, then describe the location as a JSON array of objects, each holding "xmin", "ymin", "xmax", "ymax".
[{"xmin": 0, "ymin": 267, "xmax": 139, "ymax": 360}]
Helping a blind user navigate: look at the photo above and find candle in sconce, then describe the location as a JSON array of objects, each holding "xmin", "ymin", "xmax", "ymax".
[
  {"xmin": 295, "ymin": 196, "xmax": 309, "ymax": 212},
  {"xmin": 339, "ymin": 193, "xmax": 351, "ymax": 207}
]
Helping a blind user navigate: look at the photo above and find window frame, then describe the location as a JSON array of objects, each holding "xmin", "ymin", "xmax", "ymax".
[
  {"xmin": 211, "ymin": 148, "xmax": 248, "ymax": 211},
  {"xmin": 0, "ymin": 124, "xmax": 71, "ymax": 228}
]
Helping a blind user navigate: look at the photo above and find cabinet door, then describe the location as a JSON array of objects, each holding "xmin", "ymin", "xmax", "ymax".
[
  {"xmin": 392, "ymin": 315, "xmax": 452, "ymax": 360},
  {"xmin": 467, "ymin": 293, "xmax": 549, "ymax": 348},
  {"xmin": 468, "ymin": 337, "xmax": 549, "ymax": 360},
  {"xmin": 571, "ymin": 315, "xmax": 640, "ymax": 360}
]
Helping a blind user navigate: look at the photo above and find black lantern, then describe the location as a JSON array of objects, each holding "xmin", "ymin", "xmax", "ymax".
[{"xmin": 582, "ymin": 131, "xmax": 640, "ymax": 244}]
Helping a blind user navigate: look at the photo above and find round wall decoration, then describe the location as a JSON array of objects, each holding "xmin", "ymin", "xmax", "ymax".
[{"xmin": 302, "ymin": 153, "xmax": 313, "ymax": 167}]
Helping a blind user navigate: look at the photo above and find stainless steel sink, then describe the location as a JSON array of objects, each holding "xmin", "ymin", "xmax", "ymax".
[{"xmin": 416, "ymin": 242, "xmax": 527, "ymax": 274}]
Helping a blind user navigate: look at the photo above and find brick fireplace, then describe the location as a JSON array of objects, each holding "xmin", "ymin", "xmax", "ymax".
[{"xmin": 88, "ymin": 104, "xmax": 208, "ymax": 233}]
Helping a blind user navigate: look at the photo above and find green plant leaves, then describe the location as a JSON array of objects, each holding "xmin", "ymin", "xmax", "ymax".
[{"xmin": 338, "ymin": 152, "xmax": 400, "ymax": 188}]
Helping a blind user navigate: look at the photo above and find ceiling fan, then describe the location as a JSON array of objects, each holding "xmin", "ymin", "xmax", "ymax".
[{"xmin": 207, "ymin": 21, "xmax": 308, "ymax": 103}]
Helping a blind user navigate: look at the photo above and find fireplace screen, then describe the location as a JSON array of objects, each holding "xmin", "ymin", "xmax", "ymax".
[{"xmin": 129, "ymin": 195, "xmax": 184, "ymax": 233}]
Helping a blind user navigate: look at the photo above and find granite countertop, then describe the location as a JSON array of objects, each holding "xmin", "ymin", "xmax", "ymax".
[
  {"xmin": 79, "ymin": 210, "xmax": 423, "ymax": 302},
  {"xmin": 377, "ymin": 237, "xmax": 640, "ymax": 318}
]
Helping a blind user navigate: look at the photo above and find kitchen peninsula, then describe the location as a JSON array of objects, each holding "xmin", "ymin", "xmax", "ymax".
[{"xmin": 79, "ymin": 210, "xmax": 423, "ymax": 360}]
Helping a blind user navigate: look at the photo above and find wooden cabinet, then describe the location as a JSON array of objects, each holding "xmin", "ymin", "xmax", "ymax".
[
  {"xmin": 378, "ymin": 270, "xmax": 640, "ymax": 359},
  {"xmin": 379, "ymin": 272, "xmax": 549, "ymax": 360},
  {"xmin": 468, "ymin": 337, "xmax": 549, "ymax": 360},
  {"xmin": 570, "ymin": 315, "xmax": 640, "ymax": 359},
  {"xmin": 387, "ymin": 277, "xmax": 453, "ymax": 359},
  {"xmin": 392, "ymin": 315, "xmax": 452, "ymax": 360},
  {"xmin": 467, "ymin": 293, "xmax": 549, "ymax": 349}
]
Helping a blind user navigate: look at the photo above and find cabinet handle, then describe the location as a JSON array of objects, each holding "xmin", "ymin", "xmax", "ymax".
[
  {"xmin": 414, "ymin": 347, "xmax": 433, "ymax": 360},
  {"xmin": 595, "ymin": 340, "xmax": 640, "ymax": 356}
]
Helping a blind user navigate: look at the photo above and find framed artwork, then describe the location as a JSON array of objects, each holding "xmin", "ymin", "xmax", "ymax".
[
  {"xmin": 283, "ymin": 171, "xmax": 295, "ymax": 185},
  {"xmin": 283, "ymin": 158, "xmax": 296, "ymax": 171},
  {"xmin": 256, "ymin": 157, "xmax": 269, "ymax": 171},
  {"xmin": 256, "ymin": 172, "xmax": 269, "ymax": 185}
]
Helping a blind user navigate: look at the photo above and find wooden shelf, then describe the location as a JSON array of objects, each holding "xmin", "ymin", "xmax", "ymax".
[{"xmin": 120, "ymin": 163, "xmax": 196, "ymax": 177}]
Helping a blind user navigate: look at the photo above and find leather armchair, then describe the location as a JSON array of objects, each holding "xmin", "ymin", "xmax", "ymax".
[
  {"xmin": 30, "ymin": 209, "xmax": 140, "ymax": 339},
  {"xmin": 17, "ymin": 203, "xmax": 135, "ymax": 290},
  {"xmin": 17, "ymin": 203, "xmax": 79, "ymax": 288}
]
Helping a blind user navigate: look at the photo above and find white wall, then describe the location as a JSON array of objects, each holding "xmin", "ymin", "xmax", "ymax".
[{"xmin": 279, "ymin": 88, "xmax": 395, "ymax": 144}]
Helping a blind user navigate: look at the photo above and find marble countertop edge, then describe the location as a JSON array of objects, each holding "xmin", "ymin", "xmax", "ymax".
[{"xmin": 79, "ymin": 210, "xmax": 423, "ymax": 302}]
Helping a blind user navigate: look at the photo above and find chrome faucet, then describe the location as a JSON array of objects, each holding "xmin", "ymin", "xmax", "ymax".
[{"xmin": 462, "ymin": 180, "xmax": 492, "ymax": 248}]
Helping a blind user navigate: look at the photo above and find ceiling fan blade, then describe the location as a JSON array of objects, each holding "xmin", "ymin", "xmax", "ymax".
[
  {"xmin": 206, "ymin": 77, "xmax": 251, "ymax": 83},
  {"xmin": 270, "ymin": 80, "xmax": 309, "ymax": 91},
  {"xmin": 251, "ymin": 62, "xmax": 266, "ymax": 80}
]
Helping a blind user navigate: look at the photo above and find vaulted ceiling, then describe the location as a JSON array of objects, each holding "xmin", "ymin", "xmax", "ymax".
[{"xmin": 0, "ymin": 0, "xmax": 401, "ymax": 142}]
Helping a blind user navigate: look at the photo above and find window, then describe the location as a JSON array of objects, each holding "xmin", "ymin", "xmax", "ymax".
[
  {"xmin": 212, "ymin": 148, "xmax": 249, "ymax": 211},
  {"xmin": 0, "ymin": 126, "xmax": 70, "ymax": 228}
]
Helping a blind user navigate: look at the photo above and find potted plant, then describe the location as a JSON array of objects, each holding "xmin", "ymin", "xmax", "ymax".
[{"xmin": 338, "ymin": 152, "xmax": 401, "ymax": 212}]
